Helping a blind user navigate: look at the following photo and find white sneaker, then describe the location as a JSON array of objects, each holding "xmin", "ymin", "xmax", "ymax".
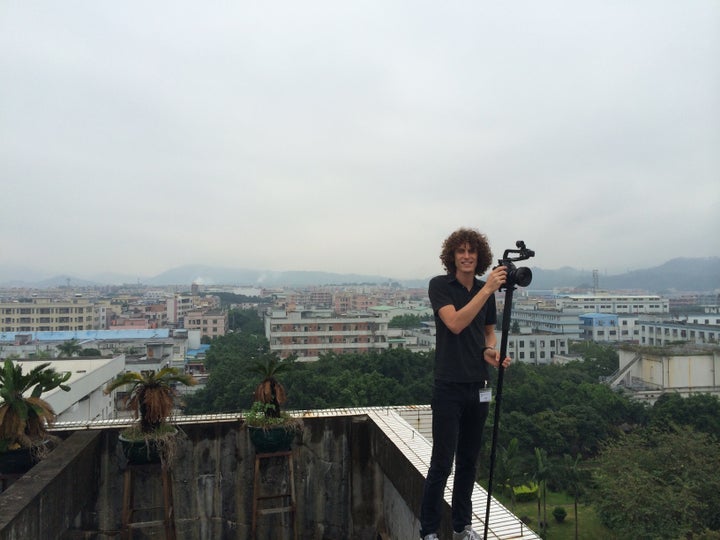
[
  {"xmin": 422, "ymin": 534, "xmax": 439, "ymax": 540},
  {"xmin": 453, "ymin": 525, "xmax": 481, "ymax": 540}
]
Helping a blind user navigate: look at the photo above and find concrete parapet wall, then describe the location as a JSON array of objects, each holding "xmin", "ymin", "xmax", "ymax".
[
  {"xmin": 0, "ymin": 431, "xmax": 101, "ymax": 540},
  {"xmin": 0, "ymin": 414, "xmax": 419, "ymax": 539}
]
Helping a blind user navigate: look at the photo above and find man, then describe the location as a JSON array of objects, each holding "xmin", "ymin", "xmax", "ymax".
[{"xmin": 419, "ymin": 228, "xmax": 511, "ymax": 540}]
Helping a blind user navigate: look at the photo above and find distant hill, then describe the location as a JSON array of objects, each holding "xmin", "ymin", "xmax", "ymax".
[
  {"xmin": 0, "ymin": 257, "xmax": 718, "ymax": 293},
  {"xmin": 144, "ymin": 265, "xmax": 397, "ymax": 288},
  {"xmin": 527, "ymin": 257, "xmax": 720, "ymax": 293}
]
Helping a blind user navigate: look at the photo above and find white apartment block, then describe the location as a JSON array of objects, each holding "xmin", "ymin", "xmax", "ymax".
[
  {"xmin": 502, "ymin": 331, "xmax": 571, "ymax": 364},
  {"xmin": 579, "ymin": 314, "xmax": 641, "ymax": 343},
  {"xmin": 684, "ymin": 306, "xmax": 720, "ymax": 326},
  {"xmin": 637, "ymin": 319, "xmax": 720, "ymax": 347},
  {"xmin": 555, "ymin": 294, "xmax": 669, "ymax": 314},
  {"xmin": 265, "ymin": 308, "xmax": 390, "ymax": 361},
  {"xmin": 510, "ymin": 307, "xmax": 582, "ymax": 337}
]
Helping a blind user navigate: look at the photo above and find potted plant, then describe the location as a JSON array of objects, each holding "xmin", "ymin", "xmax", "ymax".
[
  {"xmin": 104, "ymin": 367, "xmax": 197, "ymax": 465},
  {"xmin": 0, "ymin": 359, "xmax": 71, "ymax": 474},
  {"xmin": 245, "ymin": 357, "xmax": 302, "ymax": 453}
]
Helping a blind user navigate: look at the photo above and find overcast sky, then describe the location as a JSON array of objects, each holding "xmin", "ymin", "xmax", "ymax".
[{"xmin": 1, "ymin": 1, "xmax": 718, "ymax": 282}]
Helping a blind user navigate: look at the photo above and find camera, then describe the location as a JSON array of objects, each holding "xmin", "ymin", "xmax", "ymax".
[{"xmin": 497, "ymin": 240, "xmax": 535, "ymax": 290}]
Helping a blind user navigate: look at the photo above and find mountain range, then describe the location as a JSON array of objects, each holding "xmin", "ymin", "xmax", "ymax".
[{"xmin": 0, "ymin": 257, "xmax": 718, "ymax": 293}]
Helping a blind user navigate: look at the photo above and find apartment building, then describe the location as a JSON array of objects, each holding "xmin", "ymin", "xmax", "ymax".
[
  {"xmin": 555, "ymin": 293, "xmax": 669, "ymax": 314},
  {"xmin": 504, "ymin": 332, "xmax": 571, "ymax": 364},
  {"xmin": 166, "ymin": 294, "xmax": 195, "ymax": 325},
  {"xmin": 184, "ymin": 309, "xmax": 228, "ymax": 339},
  {"xmin": 579, "ymin": 313, "xmax": 641, "ymax": 342},
  {"xmin": 333, "ymin": 292, "xmax": 381, "ymax": 314},
  {"xmin": 637, "ymin": 319, "xmax": 720, "ymax": 347},
  {"xmin": 264, "ymin": 307, "xmax": 390, "ymax": 361},
  {"xmin": 0, "ymin": 296, "xmax": 95, "ymax": 333},
  {"xmin": 510, "ymin": 306, "xmax": 582, "ymax": 337}
]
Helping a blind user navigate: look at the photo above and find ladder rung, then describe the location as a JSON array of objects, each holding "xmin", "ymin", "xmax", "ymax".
[
  {"xmin": 127, "ymin": 519, "xmax": 166, "ymax": 529},
  {"xmin": 256, "ymin": 494, "xmax": 291, "ymax": 501},
  {"xmin": 257, "ymin": 506, "xmax": 294, "ymax": 516}
]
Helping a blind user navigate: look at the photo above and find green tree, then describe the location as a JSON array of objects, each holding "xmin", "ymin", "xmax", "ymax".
[
  {"xmin": 388, "ymin": 314, "xmax": 429, "ymax": 329},
  {"xmin": 533, "ymin": 447, "xmax": 550, "ymax": 534},
  {"xmin": 650, "ymin": 392, "xmax": 720, "ymax": 437},
  {"xmin": 495, "ymin": 438, "xmax": 525, "ymax": 514},
  {"xmin": 228, "ymin": 308, "xmax": 265, "ymax": 334},
  {"xmin": 554, "ymin": 454, "xmax": 585, "ymax": 540},
  {"xmin": 593, "ymin": 425, "xmax": 720, "ymax": 538},
  {"xmin": 57, "ymin": 339, "xmax": 82, "ymax": 357}
]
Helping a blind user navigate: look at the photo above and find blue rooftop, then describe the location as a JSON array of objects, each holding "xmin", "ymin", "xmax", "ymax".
[
  {"xmin": 0, "ymin": 329, "xmax": 171, "ymax": 343},
  {"xmin": 187, "ymin": 344, "xmax": 211, "ymax": 358}
]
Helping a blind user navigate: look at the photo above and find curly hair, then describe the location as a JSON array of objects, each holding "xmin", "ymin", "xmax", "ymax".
[{"xmin": 439, "ymin": 228, "xmax": 493, "ymax": 276}]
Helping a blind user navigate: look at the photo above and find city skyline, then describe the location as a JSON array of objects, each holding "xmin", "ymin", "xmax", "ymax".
[{"xmin": 2, "ymin": 1, "xmax": 718, "ymax": 280}]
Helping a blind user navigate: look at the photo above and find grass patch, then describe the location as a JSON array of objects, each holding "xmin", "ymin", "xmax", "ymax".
[{"xmin": 481, "ymin": 484, "xmax": 619, "ymax": 539}]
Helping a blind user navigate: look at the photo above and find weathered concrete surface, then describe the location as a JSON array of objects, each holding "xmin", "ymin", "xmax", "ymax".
[
  {"xmin": 0, "ymin": 431, "xmax": 100, "ymax": 540},
  {"xmin": 0, "ymin": 416, "xmax": 421, "ymax": 540}
]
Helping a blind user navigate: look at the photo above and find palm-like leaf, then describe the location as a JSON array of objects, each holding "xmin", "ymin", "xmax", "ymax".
[
  {"xmin": 105, "ymin": 367, "xmax": 197, "ymax": 433},
  {"xmin": 251, "ymin": 357, "xmax": 290, "ymax": 417},
  {"xmin": 0, "ymin": 359, "xmax": 70, "ymax": 450}
]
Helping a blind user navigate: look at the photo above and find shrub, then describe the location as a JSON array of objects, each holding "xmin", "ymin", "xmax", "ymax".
[
  {"xmin": 513, "ymin": 482, "xmax": 539, "ymax": 502},
  {"xmin": 553, "ymin": 506, "xmax": 567, "ymax": 523}
]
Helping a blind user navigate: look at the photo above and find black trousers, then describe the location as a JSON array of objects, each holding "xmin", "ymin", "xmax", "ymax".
[{"xmin": 419, "ymin": 380, "xmax": 489, "ymax": 536}]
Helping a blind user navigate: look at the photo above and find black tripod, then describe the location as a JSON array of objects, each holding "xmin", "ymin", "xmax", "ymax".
[{"xmin": 483, "ymin": 242, "xmax": 534, "ymax": 540}]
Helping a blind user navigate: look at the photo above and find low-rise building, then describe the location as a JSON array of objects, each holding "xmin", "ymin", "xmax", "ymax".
[
  {"xmin": 184, "ymin": 309, "xmax": 228, "ymax": 340},
  {"xmin": 265, "ymin": 308, "xmax": 390, "ymax": 361},
  {"xmin": 509, "ymin": 306, "xmax": 582, "ymax": 338},
  {"xmin": 503, "ymin": 331, "xmax": 571, "ymax": 364},
  {"xmin": 555, "ymin": 293, "xmax": 669, "ymax": 314},
  {"xmin": 580, "ymin": 313, "xmax": 643, "ymax": 343},
  {"xmin": 15, "ymin": 355, "xmax": 125, "ymax": 423},
  {"xmin": 637, "ymin": 319, "xmax": 720, "ymax": 347}
]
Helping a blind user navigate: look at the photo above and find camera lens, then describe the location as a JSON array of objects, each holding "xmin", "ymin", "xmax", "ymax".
[{"xmin": 513, "ymin": 267, "xmax": 532, "ymax": 287}]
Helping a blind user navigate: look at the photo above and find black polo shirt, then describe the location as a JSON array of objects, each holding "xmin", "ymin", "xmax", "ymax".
[{"xmin": 428, "ymin": 274, "xmax": 497, "ymax": 383}]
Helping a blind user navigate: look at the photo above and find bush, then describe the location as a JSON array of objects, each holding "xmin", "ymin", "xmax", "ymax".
[
  {"xmin": 553, "ymin": 506, "xmax": 567, "ymax": 523},
  {"xmin": 513, "ymin": 482, "xmax": 538, "ymax": 502}
]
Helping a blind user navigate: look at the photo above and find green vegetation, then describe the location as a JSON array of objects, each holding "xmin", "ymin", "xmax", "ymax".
[
  {"xmin": 592, "ymin": 425, "xmax": 720, "ymax": 539},
  {"xmin": 185, "ymin": 332, "xmax": 433, "ymax": 413},
  {"xmin": 388, "ymin": 314, "xmax": 431, "ymax": 329},
  {"xmin": 184, "ymin": 310, "xmax": 720, "ymax": 538},
  {"xmin": 0, "ymin": 360, "xmax": 71, "ymax": 451},
  {"xmin": 57, "ymin": 339, "xmax": 82, "ymax": 357},
  {"xmin": 104, "ymin": 367, "xmax": 197, "ymax": 434}
]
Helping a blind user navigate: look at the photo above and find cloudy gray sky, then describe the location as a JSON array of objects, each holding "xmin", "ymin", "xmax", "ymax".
[{"xmin": 2, "ymin": 1, "xmax": 718, "ymax": 282}]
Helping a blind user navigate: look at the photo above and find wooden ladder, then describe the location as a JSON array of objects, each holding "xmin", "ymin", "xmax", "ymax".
[
  {"xmin": 252, "ymin": 450, "xmax": 297, "ymax": 540},
  {"xmin": 121, "ymin": 463, "xmax": 176, "ymax": 540}
]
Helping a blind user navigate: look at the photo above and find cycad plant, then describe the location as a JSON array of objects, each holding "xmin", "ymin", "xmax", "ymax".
[
  {"xmin": 105, "ymin": 367, "xmax": 197, "ymax": 434},
  {"xmin": 250, "ymin": 356, "xmax": 290, "ymax": 418},
  {"xmin": 0, "ymin": 359, "xmax": 71, "ymax": 452}
]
